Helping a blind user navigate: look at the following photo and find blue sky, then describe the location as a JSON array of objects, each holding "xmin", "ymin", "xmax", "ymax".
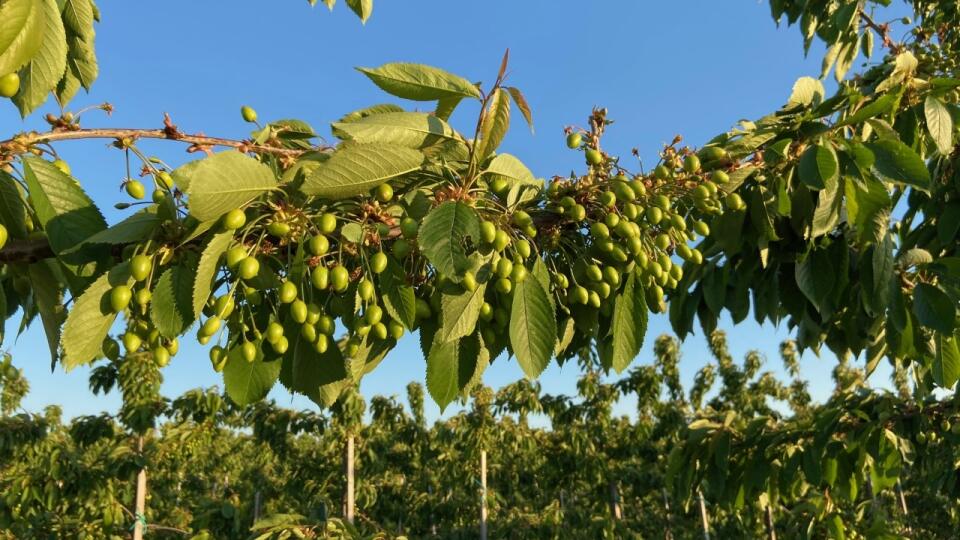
[{"xmin": 3, "ymin": 1, "xmax": 900, "ymax": 421}]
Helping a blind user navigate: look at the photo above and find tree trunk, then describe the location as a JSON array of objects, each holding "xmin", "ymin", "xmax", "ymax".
[
  {"xmin": 480, "ymin": 449, "xmax": 488, "ymax": 540},
  {"xmin": 764, "ymin": 504, "xmax": 777, "ymax": 540},
  {"xmin": 697, "ymin": 490, "xmax": 710, "ymax": 540},
  {"xmin": 133, "ymin": 436, "xmax": 147, "ymax": 540},
  {"xmin": 608, "ymin": 480, "xmax": 622, "ymax": 521},
  {"xmin": 344, "ymin": 434, "xmax": 355, "ymax": 524},
  {"xmin": 661, "ymin": 489, "xmax": 673, "ymax": 540}
]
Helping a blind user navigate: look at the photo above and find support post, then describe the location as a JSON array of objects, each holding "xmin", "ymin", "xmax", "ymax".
[
  {"xmin": 480, "ymin": 449, "xmax": 488, "ymax": 540},
  {"xmin": 133, "ymin": 436, "xmax": 147, "ymax": 540},
  {"xmin": 697, "ymin": 490, "xmax": 710, "ymax": 540},
  {"xmin": 344, "ymin": 434, "xmax": 355, "ymax": 524},
  {"xmin": 608, "ymin": 480, "xmax": 622, "ymax": 521},
  {"xmin": 253, "ymin": 491, "xmax": 262, "ymax": 524},
  {"xmin": 661, "ymin": 489, "xmax": 673, "ymax": 540},
  {"xmin": 764, "ymin": 504, "xmax": 777, "ymax": 540}
]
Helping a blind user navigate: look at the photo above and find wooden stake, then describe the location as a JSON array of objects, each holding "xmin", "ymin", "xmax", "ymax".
[
  {"xmin": 253, "ymin": 491, "xmax": 262, "ymax": 524},
  {"xmin": 896, "ymin": 479, "xmax": 909, "ymax": 515},
  {"xmin": 480, "ymin": 449, "xmax": 488, "ymax": 540},
  {"xmin": 609, "ymin": 480, "xmax": 623, "ymax": 521},
  {"xmin": 764, "ymin": 504, "xmax": 777, "ymax": 540},
  {"xmin": 697, "ymin": 490, "xmax": 710, "ymax": 540},
  {"xmin": 133, "ymin": 436, "xmax": 147, "ymax": 540},
  {"xmin": 345, "ymin": 435, "xmax": 355, "ymax": 524},
  {"xmin": 662, "ymin": 489, "xmax": 674, "ymax": 540}
]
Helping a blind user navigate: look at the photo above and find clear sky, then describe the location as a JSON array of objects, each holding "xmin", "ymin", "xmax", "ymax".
[{"xmin": 2, "ymin": 1, "xmax": 899, "ymax": 421}]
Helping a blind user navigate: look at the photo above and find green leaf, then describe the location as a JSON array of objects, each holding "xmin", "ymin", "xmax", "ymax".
[
  {"xmin": 417, "ymin": 201, "xmax": 480, "ymax": 279},
  {"xmin": 223, "ymin": 343, "xmax": 281, "ymax": 406},
  {"xmin": 925, "ymin": 95, "xmax": 955, "ymax": 155},
  {"xmin": 0, "ymin": 0, "xmax": 44, "ymax": 81},
  {"xmin": 62, "ymin": 0, "xmax": 95, "ymax": 36},
  {"xmin": 177, "ymin": 152, "xmax": 278, "ymax": 221},
  {"xmin": 865, "ymin": 139, "xmax": 930, "ymax": 191},
  {"xmin": 798, "ymin": 143, "xmax": 838, "ymax": 190},
  {"xmin": 439, "ymin": 283, "xmax": 487, "ymax": 343},
  {"xmin": 811, "ymin": 176, "xmax": 842, "ymax": 237},
  {"xmin": 332, "ymin": 112, "xmax": 461, "ymax": 149},
  {"xmin": 357, "ymin": 63, "xmax": 481, "ymax": 101},
  {"xmin": 192, "ymin": 231, "xmax": 234, "ymax": 319},
  {"xmin": 29, "ymin": 260, "xmax": 65, "ymax": 364},
  {"xmin": 510, "ymin": 276, "xmax": 556, "ymax": 379},
  {"xmin": 61, "ymin": 262, "xmax": 131, "ymax": 370},
  {"xmin": 12, "ymin": 0, "xmax": 67, "ymax": 117},
  {"xmin": 787, "ymin": 76, "xmax": 825, "ymax": 107},
  {"xmin": 279, "ymin": 320, "xmax": 347, "ymax": 398},
  {"xmin": 150, "ymin": 262, "xmax": 197, "ymax": 339},
  {"xmin": 506, "ymin": 86, "xmax": 534, "ymax": 133},
  {"xmin": 934, "ymin": 332, "xmax": 960, "ymax": 389},
  {"xmin": 796, "ymin": 248, "xmax": 835, "ymax": 314},
  {"xmin": 380, "ymin": 257, "xmax": 416, "ymax": 329},
  {"xmin": 476, "ymin": 87, "xmax": 510, "ymax": 161},
  {"xmin": 344, "ymin": 0, "xmax": 372, "ymax": 23},
  {"xmin": 434, "ymin": 96, "xmax": 462, "ymax": 121},
  {"xmin": 301, "ymin": 143, "xmax": 423, "ymax": 199},
  {"xmin": 913, "ymin": 283, "xmax": 956, "ymax": 334},
  {"xmin": 609, "ymin": 272, "xmax": 648, "ymax": 373},
  {"xmin": 337, "ymin": 103, "xmax": 404, "ymax": 124},
  {"xmin": 485, "ymin": 153, "xmax": 535, "ymax": 184},
  {"xmin": 68, "ymin": 208, "xmax": 160, "ymax": 252},
  {"xmin": 836, "ymin": 92, "xmax": 898, "ymax": 127},
  {"xmin": 844, "ymin": 176, "xmax": 891, "ymax": 245},
  {"xmin": 21, "ymin": 156, "xmax": 107, "ymax": 258},
  {"xmin": 0, "ymin": 171, "xmax": 28, "ymax": 239},
  {"xmin": 426, "ymin": 335, "xmax": 459, "ymax": 411}
]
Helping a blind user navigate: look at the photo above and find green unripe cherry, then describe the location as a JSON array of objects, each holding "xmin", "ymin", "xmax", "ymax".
[
  {"xmin": 153, "ymin": 346, "xmax": 171, "ymax": 367},
  {"xmin": 331, "ymin": 265, "xmax": 350, "ymax": 292},
  {"xmin": 131, "ymin": 255, "xmax": 152, "ymax": 282},
  {"xmin": 653, "ymin": 164, "xmax": 670, "ymax": 180},
  {"xmin": 515, "ymin": 239, "xmax": 532, "ymax": 259},
  {"xmin": 401, "ymin": 217, "xmax": 419, "ymax": 239},
  {"xmin": 646, "ymin": 207, "xmax": 663, "ymax": 225},
  {"xmin": 462, "ymin": 271, "xmax": 478, "ymax": 291},
  {"xmin": 226, "ymin": 246, "xmax": 248, "ymax": 269},
  {"xmin": 585, "ymin": 148, "xmax": 604, "ymax": 166},
  {"xmin": 494, "ymin": 230, "xmax": 511, "ymax": 252},
  {"xmin": 125, "ymin": 180, "xmax": 146, "ymax": 200},
  {"xmin": 0, "ymin": 73, "xmax": 21, "ymax": 98},
  {"xmin": 683, "ymin": 154, "xmax": 701, "ymax": 173},
  {"xmin": 201, "ymin": 316, "xmax": 222, "ymax": 338},
  {"xmin": 604, "ymin": 213, "xmax": 620, "ymax": 229},
  {"xmin": 479, "ymin": 221, "xmax": 497, "ymax": 244},
  {"xmin": 495, "ymin": 277, "xmax": 513, "ymax": 294},
  {"xmin": 279, "ymin": 281, "xmax": 298, "ymax": 303},
  {"xmin": 358, "ymin": 278, "xmax": 375, "ymax": 301},
  {"xmin": 268, "ymin": 222, "xmax": 291, "ymax": 237},
  {"xmin": 712, "ymin": 170, "xmax": 730, "ymax": 184},
  {"xmin": 365, "ymin": 305, "xmax": 383, "ymax": 325},
  {"xmin": 591, "ymin": 222, "xmax": 610, "ymax": 239},
  {"xmin": 725, "ymin": 193, "xmax": 745, "ymax": 211},
  {"xmin": 585, "ymin": 264, "xmax": 603, "ymax": 282},
  {"xmin": 272, "ymin": 336, "xmax": 289, "ymax": 354},
  {"xmin": 308, "ymin": 235, "xmax": 330, "ymax": 256},
  {"xmin": 109, "ymin": 286, "xmax": 133, "ymax": 313},
  {"xmin": 241, "ymin": 106, "xmax": 258, "ymax": 123},
  {"xmin": 388, "ymin": 320, "xmax": 405, "ymax": 340},
  {"xmin": 568, "ymin": 204, "xmax": 586, "ymax": 222},
  {"xmin": 375, "ymin": 183, "xmax": 394, "ymax": 202},
  {"xmin": 213, "ymin": 295, "xmax": 234, "ymax": 318},
  {"xmin": 511, "ymin": 264, "xmax": 528, "ymax": 283},
  {"xmin": 222, "ymin": 209, "xmax": 246, "ymax": 230},
  {"xmin": 319, "ymin": 213, "xmax": 338, "ymax": 234},
  {"xmin": 512, "ymin": 210, "xmax": 533, "ymax": 228},
  {"xmin": 210, "ymin": 346, "xmax": 227, "ymax": 372},
  {"xmin": 392, "ymin": 238, "xmax": 412, "ymax": 259},
  {"xmin": 291, "ymin": 300, "xmax": 309, "ymax": 324},
  {"xmin": 603, "ymin": 266, "xmax": 620, "ymax": 287},
  {"xmin": 370, "ymin": 252, "xmax": 388, "ymax": 274},
  {"xmin": 266, "ymin": 322, "xmax": 285, "ymax": 344},
  {"xmin": 238, "ymin": 257, "xmax": 260, "ymax": 280},
  {"xmin": 311, "ymin": 266, "xmax": 330, "ymax": 290},
  {"xmin": 653, "ymin": 194, "xmax": 671, "ymax": 210},
  {"xmin": 566, "ymin": 132, "xmax": 582, "ymax": 149},
  {"xmin": 123, "ymin": 332, "xmax": 142, "ymax": 353},
  {"xmin": 496, "ymin": 257, "xmax": 514, "ymax": 278}
]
